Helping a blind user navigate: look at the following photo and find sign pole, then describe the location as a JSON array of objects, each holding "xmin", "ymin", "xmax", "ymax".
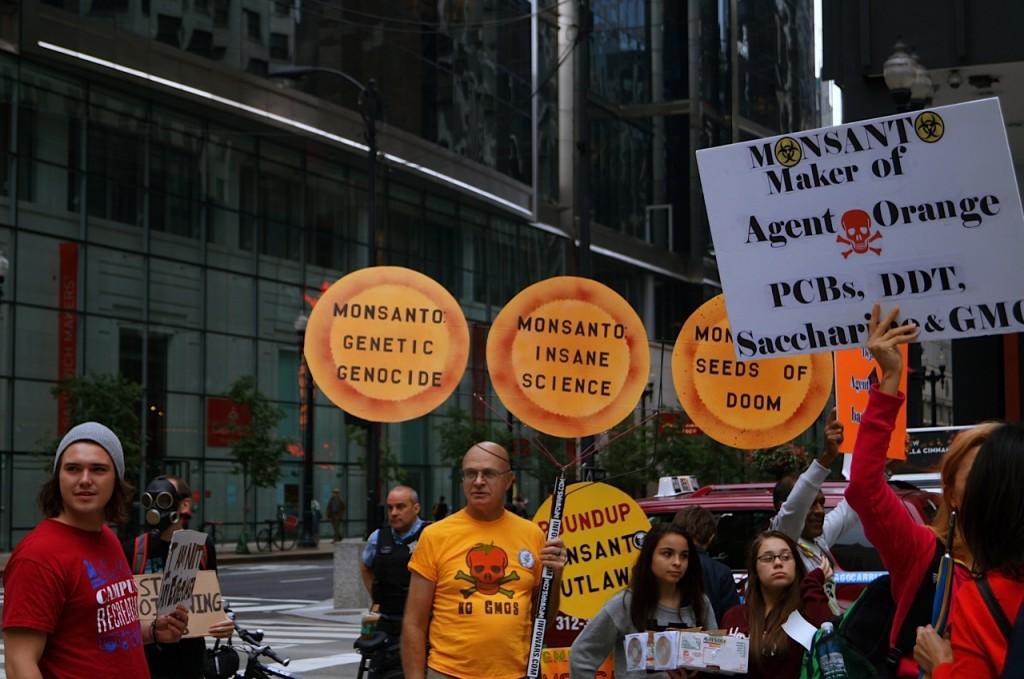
[{"xmin": 526, "ymin": 471, "xmax": 566, "ymax": 679}]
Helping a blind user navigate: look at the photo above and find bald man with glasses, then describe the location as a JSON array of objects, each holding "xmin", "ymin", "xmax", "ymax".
[{"xmin": 402, "ymin": 442, "xmax": 566, "ymax": 679}]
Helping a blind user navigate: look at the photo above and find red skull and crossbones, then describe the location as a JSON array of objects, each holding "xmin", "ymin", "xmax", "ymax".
[
  {"xmin": 455, "ymin": 543, "xmax": 520, "ymax": 598},
  {"xmin": 836, "ymin": 209, "xmax": 882, "ymax": 258}
]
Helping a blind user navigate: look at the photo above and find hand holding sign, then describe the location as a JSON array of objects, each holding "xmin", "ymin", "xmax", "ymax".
[
  {"xmin": 866, "ymin": 304, "xmax": 920, "ymax": 396},
  {"xmin": 156, "ymin": 529, "xmax": 208, "ymax": 617},
  {"xmin": 153, "ymin": 605, "xmax": 189, "ymax": 644}
]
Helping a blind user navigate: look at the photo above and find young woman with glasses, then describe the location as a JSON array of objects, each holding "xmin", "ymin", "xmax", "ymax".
[{"xmin": 720, "ymin": 530, "xmax": 833, "ymax": 678}]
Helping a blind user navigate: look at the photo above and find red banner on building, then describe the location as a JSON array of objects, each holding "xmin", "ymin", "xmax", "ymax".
[
  {"xmin": 206, "ymin": 397, "xmax": 252, "ymax": 447},
  {"xmin": 58, "ymin": 243, "xmax": 79, "ymax": 434}
]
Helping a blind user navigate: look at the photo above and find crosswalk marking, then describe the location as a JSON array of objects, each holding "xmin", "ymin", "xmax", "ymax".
[{"xmin": 0, "ymin": 592, "xmax": 364, "ymax": 678}]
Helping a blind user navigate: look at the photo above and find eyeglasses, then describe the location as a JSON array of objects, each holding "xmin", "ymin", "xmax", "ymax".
[
  {"xmin": 756, "ymin": 551, "xmax": 794, "ymax": 564},
  {"xmin": 460, "ymin": 468, "xmax": 510, "ymax": 482}
]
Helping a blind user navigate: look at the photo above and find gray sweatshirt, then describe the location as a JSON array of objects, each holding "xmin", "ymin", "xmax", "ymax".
[{"xmin": 569, "ymin": 590, "xmax": 717, "ymax": 679}]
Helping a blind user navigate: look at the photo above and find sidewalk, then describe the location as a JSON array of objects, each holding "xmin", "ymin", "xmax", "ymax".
[{"xmin": 0, "ymin": 538, "xmax": 341, "ymax": 575}]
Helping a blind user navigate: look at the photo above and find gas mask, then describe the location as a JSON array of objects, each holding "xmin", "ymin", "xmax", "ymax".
[{"xmin": 142, "ymin": 478, "xmax": 182, "ymax": 530}]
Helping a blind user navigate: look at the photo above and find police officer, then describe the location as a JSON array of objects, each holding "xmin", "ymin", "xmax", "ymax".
[{"xmin": 360, "ymin": 485, "xmax": 429, "ymax": 636}]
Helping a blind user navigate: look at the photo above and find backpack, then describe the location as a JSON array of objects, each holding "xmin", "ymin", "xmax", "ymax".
[
  {"xmin": 976, "ymin": 575, "xmax": 1024, "ymax": 679},
  {"xmin": 801, "ymin": 541, "xmax": 945, "ymax": 679}
]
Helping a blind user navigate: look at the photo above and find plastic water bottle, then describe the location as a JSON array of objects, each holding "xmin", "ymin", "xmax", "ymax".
[{"xmin": 816, "ymin": 622, "xmax": 848, "ymax": 679}]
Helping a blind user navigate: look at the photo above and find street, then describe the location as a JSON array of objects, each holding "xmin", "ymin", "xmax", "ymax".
[{"xmin": 0, "ymin": 559, "xmax": 368, "ymax": 679}]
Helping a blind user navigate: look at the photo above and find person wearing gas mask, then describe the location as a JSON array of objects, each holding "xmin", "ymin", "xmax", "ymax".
[{"xmin": 127, "ymin": 474, "xmax": 234, "ymax": 679}]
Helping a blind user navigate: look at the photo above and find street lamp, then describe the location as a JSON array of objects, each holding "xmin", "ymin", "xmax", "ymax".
[
  {"xmin": 882, "ymin": 40, "xmax": 916, "ymax": 112},
  {"xmin": 295, "ymin": 311, "xmax": 317, "ymax": 548},
  {"xmin": 272, "ymin": 65, "xmax": 385, "ymax": 537},
  {"xmin": 908, "ymin": 51, "xmax": 934, "ymax": 110},
  {"xmin": 923, "ymin": 365, "xmax": 946, "ymax": 426}
]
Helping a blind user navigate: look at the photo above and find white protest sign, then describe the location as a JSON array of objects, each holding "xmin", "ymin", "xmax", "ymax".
[
  {"xmin": 696, "ymin": 98, "xmax": 1024, "ymax": 359},
  {"xmin": 156, "ymin": 529, "xmax": 208, "ymax": 616}
]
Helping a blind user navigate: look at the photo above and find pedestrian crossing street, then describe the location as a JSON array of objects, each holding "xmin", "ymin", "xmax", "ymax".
[{"xmin": 0, "ymin": 592, "xmax": 365, "ymax": 678}]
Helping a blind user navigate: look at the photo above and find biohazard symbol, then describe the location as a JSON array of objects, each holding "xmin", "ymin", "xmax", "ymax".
[
  {"xmin": 455, "ymin": 542, "xmax": 520, "ymax": 598},
  {"xmin": 774, "ymin": 137, "xmax": 802, "ymax": 167},
  {"xmin": 914, "ymin": 111, "xmax": 945, "ymax": 143},
  {"xmin": 836, "ymin": 209, "xmax": 882, "ymax": 258}
]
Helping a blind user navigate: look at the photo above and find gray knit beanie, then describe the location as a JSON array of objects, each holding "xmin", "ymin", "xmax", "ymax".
[{"xmin": 54, "ymin": 422, "xmax": 126, "ymax": 479}]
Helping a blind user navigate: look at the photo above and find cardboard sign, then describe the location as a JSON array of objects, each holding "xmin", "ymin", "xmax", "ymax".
[
  {"xmin": 136, "ymin": 570, "xmax": 228, "ymax": 638},
  {"xmin": 304, "ymin": 266, "xmax": 469, "ymax": 422},
  {"xmin": 672, "ymin": 295, "xmax": 833, "ymax": 449},
  {"xmin": 487, "ymin": 276, "xmax": 650, "ymax": 437},
  {"xmin": 156, "ymin": 530, "xmax": 208, "ymax": 616},
  {"xmin": 533, "ymin": 483, "xmax": 650, "ymax": 620},
  {"xmin": 541, "ymin": 647, "xmax": 612, "ymax": 678},
  {"xmin": 697, "ymin": 99, "xmax": 1024, "ymax": 359},
  {"xmin": 834, "ymin": 345, "xmax": 909, "ymax": 459}
]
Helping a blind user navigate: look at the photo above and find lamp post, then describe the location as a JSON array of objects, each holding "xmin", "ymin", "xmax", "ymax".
[
  {"xmin": 0, "ymin": 250, "xmax": 8, "ymax": 301},
  {"xmin": 271, "ymin": 65, "xmax": 385, "ymax": 536},
  {"xmin": 882, "ymin": 40, "xmax": 917, "ymax": 112},
  {"xmin": 295, "ymin": 312, "xmax": 318, "ymax": 547},
  {"xmin": 923, "ymin": 365, "xmax": 946, "ymax": 427}
]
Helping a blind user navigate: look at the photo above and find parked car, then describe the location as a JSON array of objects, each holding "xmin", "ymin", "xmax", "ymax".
[{"xmin": 638, "ymin": 479, "xmax": 939, "ymax": 605}]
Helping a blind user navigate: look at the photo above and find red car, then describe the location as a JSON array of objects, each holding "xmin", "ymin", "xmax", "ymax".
[{"xmin": 637, "ymin": 479, "xmax": 939, "ymax": 604}]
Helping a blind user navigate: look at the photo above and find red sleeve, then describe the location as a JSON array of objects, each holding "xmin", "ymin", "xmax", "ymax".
[
  {"xmin": 799, "ymin": 569, "xmax": 834, "ymax": 626},
  {"xmin": 1, "ymin": 556, "xmax": 66, "ymax": 633},
  {"xmin": 844, "ymin": 387, "xmax": 936, "ymax": 600}
]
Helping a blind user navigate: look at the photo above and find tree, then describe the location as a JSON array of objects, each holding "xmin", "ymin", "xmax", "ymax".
[
  {"xmin": 224, "ymin": 375, "xmax": 290, "ymax": 552},
  {"xmin": 346, "ymin": 424, "xmax": 406, "ymax": 484},
  {"xmin": 50, "ymin": 373, "xmax": 143, "ymax": 480},
  {"xmin": 751, "ymin": 442, "xmax": 811, "ymax": 480},
  {"xmin": 600, "ymin": 413, "xmax": 754, "ymax": 496}
]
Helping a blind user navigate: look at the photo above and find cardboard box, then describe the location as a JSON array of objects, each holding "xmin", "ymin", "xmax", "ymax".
[{"xmin": 625, "ymin": 629, "xmax": 749, "ymax": 674}]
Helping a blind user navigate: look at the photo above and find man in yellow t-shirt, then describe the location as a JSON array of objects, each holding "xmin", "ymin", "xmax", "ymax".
[{"xmin": 402, "ymin": 441, "xmax": 566, "ymax": 679}]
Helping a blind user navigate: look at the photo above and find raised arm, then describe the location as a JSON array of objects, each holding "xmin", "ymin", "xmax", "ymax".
[
  {"xmin": 771, "ymin": 409, "xmax": 844, "ymax": 540},
  {"xmin": 844, "ymin": 305, "xmax": 932, "ymax": 585}
]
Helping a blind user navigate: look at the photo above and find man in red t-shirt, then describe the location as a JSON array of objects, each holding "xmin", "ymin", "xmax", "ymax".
[{"xmin": 3, "ymin": 422, "xmax": 188, "ymax": 679}]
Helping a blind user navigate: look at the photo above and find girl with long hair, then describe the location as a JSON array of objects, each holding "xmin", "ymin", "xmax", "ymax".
[
  {"xmin": 922, "ymin": 423, "xmax": 1024, "ymax": 678},
  {"xmin": 569, "ymin": 522, "xmax": 716, "ymax": 678},
  {"xmin": 845, "ymin": 304, "xmax": 998, "ymax": 676},
  {"xmin": 720, "ymin": 531, "xmax": 833, "ymax": 678}
]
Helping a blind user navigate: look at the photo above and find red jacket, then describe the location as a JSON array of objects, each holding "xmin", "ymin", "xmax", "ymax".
[
  {"xmin": 720, "ymin": 569, "xmax": 833, "ymax": 679},
  {"xmin": 933, "ymin": 571, "xmax": 1024, "ymax": 679},
  {"xmin": 844, "ymin": 387, "xmax": 969, "ymax": 677}
]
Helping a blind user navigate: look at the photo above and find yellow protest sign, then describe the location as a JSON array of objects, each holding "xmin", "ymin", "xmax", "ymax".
[
  {"xmin": 136, "ymin": 570, "xmax": 228, "ymax": 638},
  {"xmin": 304, "ymin": 266, "xmax": 469, "ymax": 422},
  {"xmin": 541, "ymin": 646, "xmax": 613, "ymax": 678},
  {"xmin": 534, "ymin": 482, "xmax": 650, "ymax": 620},
  {"xmin": 487, "ymin": 276, "xmax": 650, "ymax": 437},
  {"xmin": 672, "ymin": 295, "xmax": 833, "ymax": 448}
]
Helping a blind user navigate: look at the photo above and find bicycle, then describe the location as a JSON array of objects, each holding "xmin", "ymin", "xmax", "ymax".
[
  {"xmin": 354, "ymin": 613, "xmax": 404, "ymax": 679},
  {"xmin": 206, "ymin": 610, "xmax": 304, "ymax": 679},
  {"xmin": 255, "ymin": 507, "xmax": 298, "ymax": 552}
]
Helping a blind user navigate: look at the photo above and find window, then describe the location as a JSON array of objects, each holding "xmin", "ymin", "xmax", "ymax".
[
  {"xmin": 243, "ymin": 9, "xmax": 261, "ymax": 41},
  {"xmin": 156, "ymin": 14, "xmax": 182, "ymax": 47},
  {"xmin": 270, "ymin": 33, "xmax": 289, "ymax": 60}
]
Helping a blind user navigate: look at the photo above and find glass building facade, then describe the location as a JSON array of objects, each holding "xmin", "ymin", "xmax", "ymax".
[{"xmin": 0, "ymin": 0, "xmax": 821, "ymax": 549}]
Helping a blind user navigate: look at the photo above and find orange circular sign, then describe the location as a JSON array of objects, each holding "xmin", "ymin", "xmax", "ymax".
[
  {"xmin": 672, "ymin": 295, "xmax": 833, "ymax": 448},
  {"xmin": 487, "ymin": 276, "xmax": 650, "ymax": 437},
  {"xmin": 304, "ymin": 267, "xmax": 469, "ymax": 422}
]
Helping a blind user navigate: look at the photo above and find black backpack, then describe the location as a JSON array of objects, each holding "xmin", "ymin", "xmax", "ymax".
[{"xmin": 822, "ymin": 540, "xmax": 945, "ymax": 677}]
